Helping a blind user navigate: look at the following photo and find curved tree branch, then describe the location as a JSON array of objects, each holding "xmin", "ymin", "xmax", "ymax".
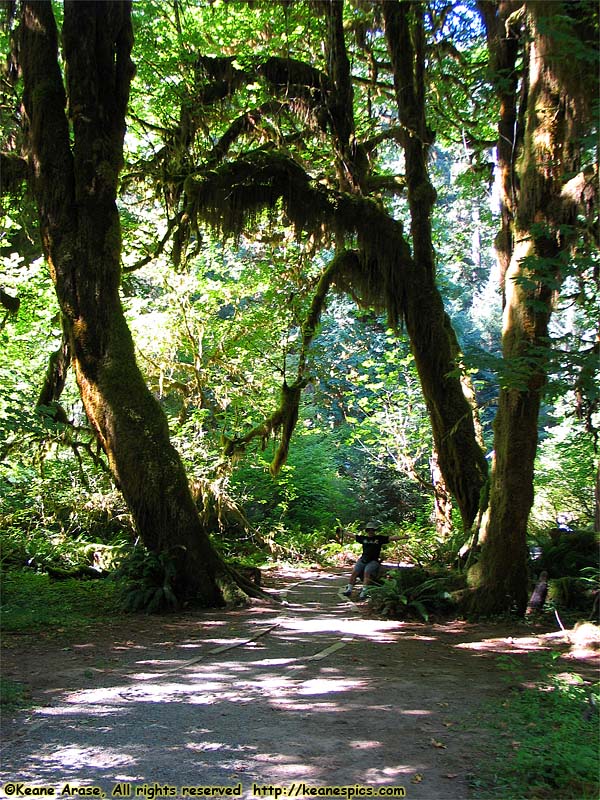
[
  {"xmin": 206, "ymin": 101, "xmax": 290, "ymax": 166},
  {"xmin": 184, "ymin": 147, "xmax": 411, "ymax": 326},
  {"xmin": 222, "ymin": 249, "xmax": 355, "ymax": 474}
]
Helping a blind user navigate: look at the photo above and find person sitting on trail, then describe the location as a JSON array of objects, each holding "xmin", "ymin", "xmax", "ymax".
[{"xmin": 338, "ymin": 521, "xmax": 404, "ymax": 600}]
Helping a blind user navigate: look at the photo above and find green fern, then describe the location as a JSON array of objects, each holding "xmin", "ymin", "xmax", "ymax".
[
  {"xmin": 113, "ymin": 546, "xmax": 180, "ymax": 613},
  {"xmin": 366, "ymin": 568, "xmax": 456, "ymax": 620}
]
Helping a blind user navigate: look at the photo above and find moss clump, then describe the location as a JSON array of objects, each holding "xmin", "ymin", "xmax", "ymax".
[{"xmin": 186, "ymin": 148, "xmax": 412, "ymax": 329}]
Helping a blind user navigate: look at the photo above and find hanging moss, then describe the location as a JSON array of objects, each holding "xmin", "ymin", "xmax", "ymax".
[
  {"xmin": 186, "ymin": 148, "xmax": 418, "ymax": 474},
  {"xmin": 258, "ymin": 56, "xmax": 331, "ymax": 133},
  {"xmin": 193, "ymin": 55, "xmax": 250, "ymax": 106},
  {"xmin": 222, "ymin": 377, "xmax": 310, "ymax": 475},
  {"xmin": 185, "ymin": 148, "xmax": 327, "ymax": 242},
  {"xmin": 339, "ymin": 195, "xmax": 412, "ymax": 328},
  {"xmin": 186, "ymin": 148, "xmax": 412, "ymax": 328}
]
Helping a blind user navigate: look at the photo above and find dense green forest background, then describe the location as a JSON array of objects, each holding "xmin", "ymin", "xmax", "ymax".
[{"xmin": 0, "ymin": 0, "xmax": 598, "ymax": 616}]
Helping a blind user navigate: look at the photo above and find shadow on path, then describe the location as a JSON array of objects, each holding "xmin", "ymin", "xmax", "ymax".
[{"xmin": 0, "ymin": 569, "xmax": 567, "ymax": 799}]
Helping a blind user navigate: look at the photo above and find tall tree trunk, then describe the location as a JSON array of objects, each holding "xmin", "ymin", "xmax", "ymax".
[
  {"xmin": 430, "ymin": 450, "xmax": 453, "ymax": 540},
  {"xmin": 471, "ymin": 1, "xmax": 594, "ymax": 615},
  {"xmin": 595, "ymin": 462, "xmax": 600, "ymax": 533},
  {"xmin": 383, "ymin": 0, "xmax": 488, "ymax": 530},
  {"xmin": 19, "ymin": 0, "xmax": 251, "ymax": 606},
  {"xmin": 323, "ymin": 0, "xmax": 360, "ymax": 194}
]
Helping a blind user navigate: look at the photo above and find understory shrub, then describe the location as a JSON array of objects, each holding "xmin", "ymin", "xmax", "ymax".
[
  {"xmin": 366, "ymin": 566, "xmax": 462, "ymax": 620},
  {"xmin": 535, "ymin": 529, "xmax": 598, "ymax": 578},
  {"xmin": 230, "ymin": 431, "xmax": 361, "ymax": 533},
  {"xmin": 1, "ymin": 466, "xmax": 133, "ymax": 574},
  {"xmin": 529, "ymin": 529, "xmax": 599, "ymax": 615},
  {"xmin": 473, "ymin": 655, "xmax": 600, "ymax": 799},
  {"xmin": 112, "ymin": 544, "xmax": 180, "ymax": 612}
]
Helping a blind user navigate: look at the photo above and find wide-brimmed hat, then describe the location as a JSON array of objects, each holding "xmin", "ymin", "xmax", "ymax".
[{"xmin": 365, "ymin": 520, "xmax": 380, "ymax": 531}]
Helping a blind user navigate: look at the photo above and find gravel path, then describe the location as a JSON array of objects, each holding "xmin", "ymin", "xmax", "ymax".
[{"xmin": 1, "ymin": 569, "xmax": 540, "ymax": 800}]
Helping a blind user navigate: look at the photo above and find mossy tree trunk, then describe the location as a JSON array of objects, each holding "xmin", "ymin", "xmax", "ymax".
[
  {"xmin": 430, "ymin": 450, "xmax": 453, "ymax": 541},
  {"xmin": 322, "ymin": 0, "xmax": 360, "ymax": 194},
  {"xmin": 471, "ymin": 1, "xmax": 596, "ymax": 615},
  {"xmin": 19, "ymin": 0, "xmax": 251, "ymax": 606},
  {"xmin": 383, "ymin": 0, "xmax": 488, "ymax": 530},
  {"xmin": 595, "ymin": 464, "xmax": 600, "ymax": 533}
]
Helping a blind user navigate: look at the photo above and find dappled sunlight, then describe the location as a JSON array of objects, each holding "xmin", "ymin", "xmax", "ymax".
[
  {"xmin": 252, "ymin": 758, "xmax": 322, "ymax": 780},
  {"xmin": 246, "ymin": 656, "xmax": 298, "ymax": 667},
  {"xmin": 455, "ymin": 634, "xmax": 555, "ymax": 656},
  {"xmin": 35, "ymin": 659, "xmax": 366, "ymax": 715},
  {"xmin": 36, "ymin": 702, "xmax": 127, "ymax": 716},
  {"xmin": 270, "ymin": 764, "xmax": 321, "ymax": 780},
  {"xmin": 276, "ymin": 614, "xmax": 402, "ymax": 641},
  {"xmin": 55, "ymin": 677, "xmax": 232, "ymax": 706},
  {"xmin": 36, "ymin": 744, "xmax": 137, "ymax": 770},
  {"xmin": 350, "ymin": 740, "xmax": 382, "ymax": 750},
  {"xmin": 185, "ymin": 741, "xmax": 257, "ymax": 754},
  {"xmin": 235, "ymin": 674, "xmax": 304, "ymax": 697},
  {"xmin": 365, "ymin": 764, "xmax": 419, "ymax": 783},
  {"xmin": 270, "ymin": 700, "xmax": 345, "ymax": 713},
  {"xmin": 296, "ymin": 678, "xmax": 365, "ymax": 695},
  {"xmin": 113, "ymin": 608, "xmax": 405, "ymax": 679},
  {"xmin": 3, "ymin": 569, "xmax": 558, "ymax": 796},
  {"xmin": 453, "ymin": 625, "xmax": 600, "ymax": 666}
]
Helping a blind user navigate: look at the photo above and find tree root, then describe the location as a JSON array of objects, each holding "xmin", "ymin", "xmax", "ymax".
[{"xmin": 215, "ymin": 563, "xmax": 279, "ymax": 607}]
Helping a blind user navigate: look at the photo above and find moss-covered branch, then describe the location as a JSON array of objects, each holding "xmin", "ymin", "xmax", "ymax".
[
  {"xmin": 193, "ymin": 55, "xmax": 251, "ymax": 106},
  {"xmin": 257, "ymin": 55, "xmax": 332, "ymax": 133},
  {"xmin": 222, "ymin": 249, "xmax": 361, "ymax": 475},
  {"xmin": 299, "ymin": 250, "xmax": 353, "ymax": 366},
  {"xmin": 185, "ymin": 147, "xmax": 411, "ymax": 327},
  {"xmin": 206, "ymin": 102, "xmax": 290, "ymax": 167},
  {"xmin": 222, "ymin": 377, "xmax": 310, "ymax": 476},
  {"xmin": 185, "ymin": 141, "xmax": 488, "ymax": 528}
]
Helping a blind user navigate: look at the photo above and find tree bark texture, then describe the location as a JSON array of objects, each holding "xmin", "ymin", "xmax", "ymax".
[
  {"xmin": 477, "ymin": 0, "xmax": 524, "ymax": 292},
  {"xmin": 430, "ymin": 450, "xmax": 453, "ymax": 540},
  {"xmin": 322, "ymin": 0, "xmax": 360, "ymax": 193},
  {"xmin": 383, "ymin": 0, "xmax": 488, "ymax": 530},
  {"xmin": 472, "ymin": 1, "xmax": 594, "ymax": 615},
  {"xmin": 595, "ymin": 463, "xmax": 600, "ymax": 533},
  {"xmin": 19, "ymin": 0, "xmax": 247, "ymax": 606}
]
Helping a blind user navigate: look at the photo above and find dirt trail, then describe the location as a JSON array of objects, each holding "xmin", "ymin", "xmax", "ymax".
[{"xmin": 0, "ymin": 568, "xmax": 589, "ymax": 800}]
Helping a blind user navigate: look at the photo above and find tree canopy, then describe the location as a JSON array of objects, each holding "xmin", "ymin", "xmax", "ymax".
[{"xmin": 1, "ymin": 0, "xmax": 598, "ymax": 614}]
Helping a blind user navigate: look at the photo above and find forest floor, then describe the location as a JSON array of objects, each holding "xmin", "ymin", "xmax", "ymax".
[{"xmin": 1, "ymin": 566, "xmax": 598, "ymax": 800}]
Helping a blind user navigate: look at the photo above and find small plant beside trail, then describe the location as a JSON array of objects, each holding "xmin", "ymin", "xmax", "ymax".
[
  {"xmin": 113, "ymin": 545, "xmax": 181, "ymax": 613},
  {"xmin": 366, "ymin": 567, "xmax": 462, "ymax": 621}
]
